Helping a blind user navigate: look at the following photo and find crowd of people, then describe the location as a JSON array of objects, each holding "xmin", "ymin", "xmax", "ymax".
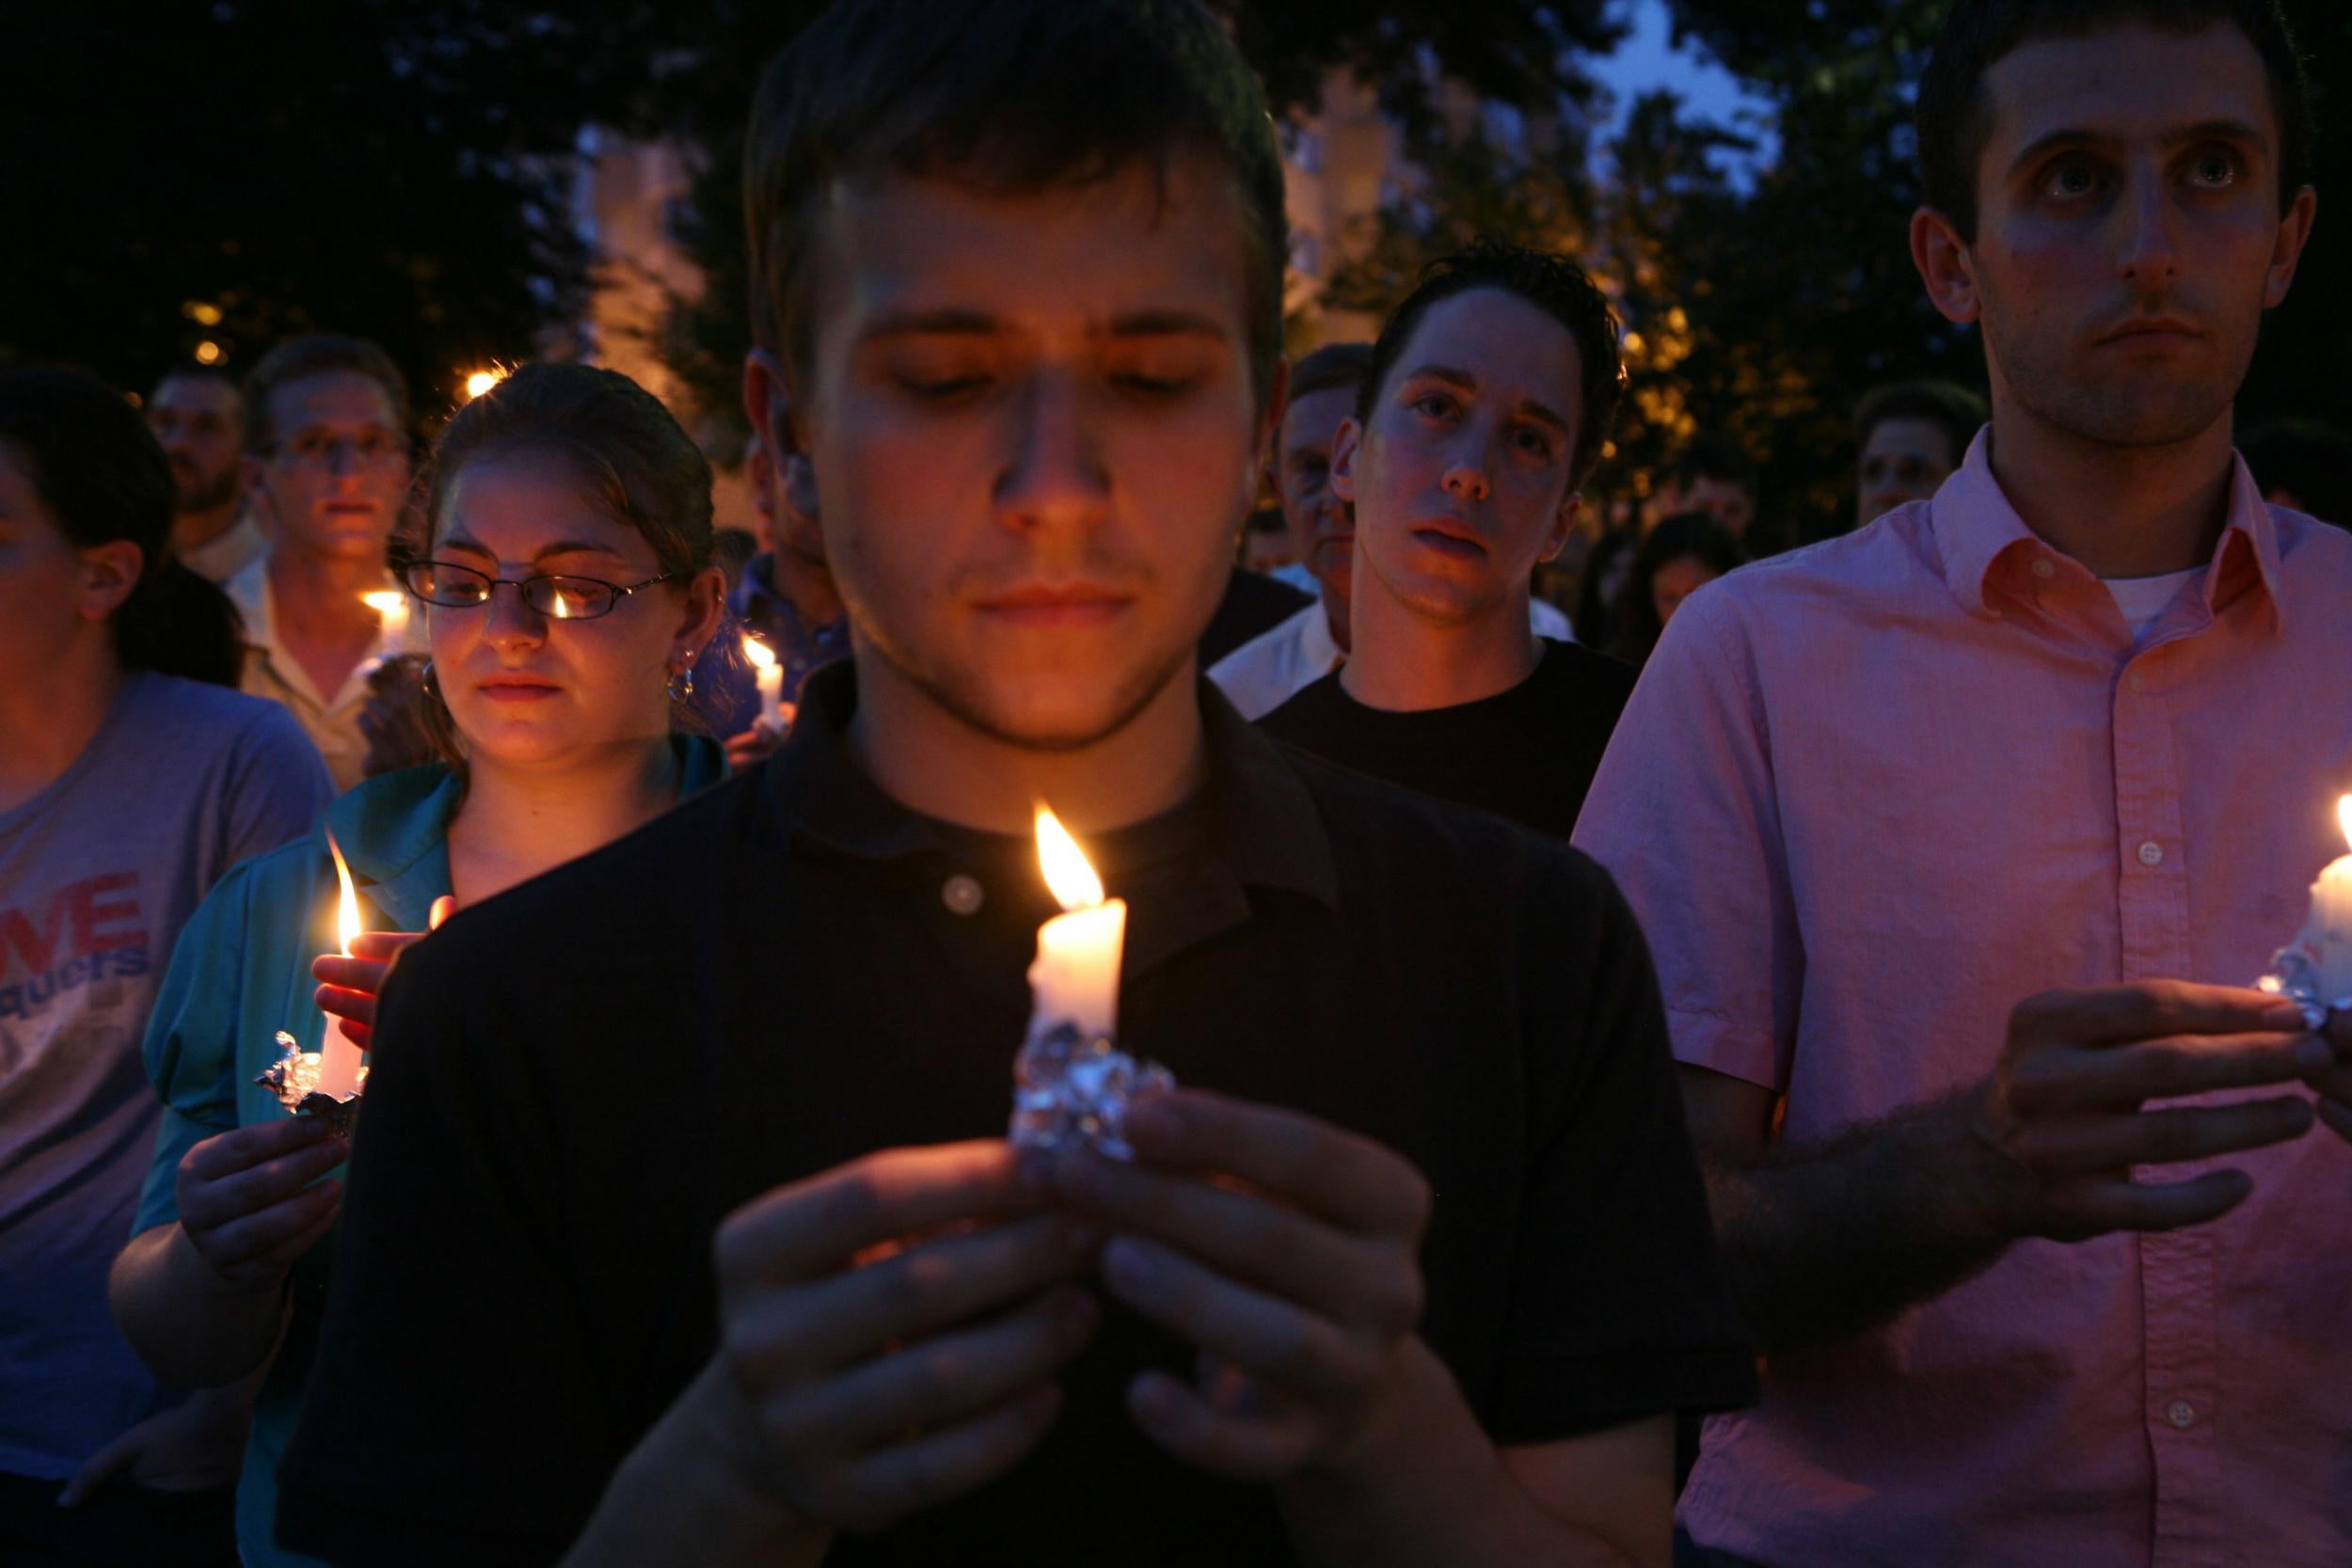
[{"xmin": 3, "ymin": 0, "xmax": 2349, "ymax": 1564}]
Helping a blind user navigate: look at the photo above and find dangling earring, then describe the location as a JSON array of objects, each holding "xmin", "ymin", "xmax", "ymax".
[
  {"xmin": 420, "ymin": 660, "xmax": 439, "ymax": 698},
  {"xmin": 665, "ymin": 660, "xmax": 696, "ymax": 704}
]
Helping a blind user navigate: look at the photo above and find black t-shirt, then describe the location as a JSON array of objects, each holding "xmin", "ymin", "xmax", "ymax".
[
  {"xmin": 277, "ymin": 663, "xmax": 1753, "ymax": 1568},
  {"xmin": 1260, "ymin": 638, "xmax": 1639, "ymax": 841}
]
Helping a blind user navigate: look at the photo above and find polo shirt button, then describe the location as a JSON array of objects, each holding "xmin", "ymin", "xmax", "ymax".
[
  {"xmin": 942, "ymin": 874, "xmax": 985, "ymax": 916},
  {"xmin": 2168, "ymin": 1400, "xmax": 2198, "ymax": 1429},
  {"xmin": 2137, "ymin": 841, "xmax": 2165, "ymax": 866},
  {"xmin": 2031, "ymin": 558, "xmax": 2058, "ymax": 579}
]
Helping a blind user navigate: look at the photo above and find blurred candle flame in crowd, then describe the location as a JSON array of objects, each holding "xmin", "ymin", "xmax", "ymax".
[
  {"xmin": 740, "ymin": 635, "xmax": 777, "ymax": 673},
  {"xmin": 2338, "ymin": 795, "xmax": 2352, "ymax": 851},
  {"xmin": 1035, "ymin": 807, "xmax": 1104, "ymax": 911},
  {"xmin": 463, "ymin": 365, "xmax": 509, "ymax": 401}
]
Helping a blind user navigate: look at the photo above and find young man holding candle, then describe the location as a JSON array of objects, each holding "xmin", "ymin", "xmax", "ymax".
[
  {"xmin": 1258, "ymin": 245, "xmax": 1636, "ymax": 842},
  {"xmin": 225, "ymin": 335, "xmax": 424, "ymax": 789},
  {"xmin": 1573, "ymin": 2, "xmax": 2352, "ymax": 1563},
  {"xmin": 275, "ymin": 4, "xmax": 1756, "ymax": 1565}
]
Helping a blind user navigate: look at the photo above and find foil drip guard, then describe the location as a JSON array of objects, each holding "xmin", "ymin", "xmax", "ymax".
[
  {"xmin": 254, "ymin": 1031, "xmax": 365, "ymax": 1138},
  {"xmin": 1009, "ymin": 1020, "xmax": 1173, "ymax": 1162},
  {"xmin": 2257, "ymin": 936, "xmax": 2352, "ymax": 1034}
]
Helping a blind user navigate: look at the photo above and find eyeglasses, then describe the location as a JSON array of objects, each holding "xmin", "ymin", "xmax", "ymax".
[
  {"xmin": 268, "ymin": 429, "xmax": 408, "ymax": 469},
  {"xmin": 403, "ymin": 560, "xmax": 678, "ymax": 621}
]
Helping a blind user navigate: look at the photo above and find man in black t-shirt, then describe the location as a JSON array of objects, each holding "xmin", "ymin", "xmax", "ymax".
[
  {"xmin": 275, "ymin": 7, "xmax": 1753, "ymax": 1566},
  {"xmin": 1263, "ymin": 245, "xmax": 1637, "ymax": 840}
]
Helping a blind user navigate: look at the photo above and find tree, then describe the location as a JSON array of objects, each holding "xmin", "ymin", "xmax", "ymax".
[
  {"xmin": 646, "ymin": 0, "xmax": 1630, "ymax": 435},
  {"xmin": 5, "ymin": 2, "xmax": 1641, "ymax": 429},
  {"xmin": 0, "ymin": 2, "xmax": 660, "ymax": 422}
]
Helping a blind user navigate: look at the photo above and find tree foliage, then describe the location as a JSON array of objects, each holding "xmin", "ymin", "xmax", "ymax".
[
  {"xmin": 8, "ymin": 0, "xmax": 2342, "ymax": 517},
  {"xmin": 1, "ymin": 2, "xmax": 658, "ymax": 421}
]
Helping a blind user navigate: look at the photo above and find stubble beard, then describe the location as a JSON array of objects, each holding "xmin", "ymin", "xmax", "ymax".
[
  {"xmin": 845, "ymin": 565, "xmax": 1201, "ymax": 756},
  {"xmin": 909, "ymin": 640, "xmax": 1193, "ymax": 755},
  {"xmin": 1983, "ymin": 283, "xmax": 2257, "ymax": 454}
]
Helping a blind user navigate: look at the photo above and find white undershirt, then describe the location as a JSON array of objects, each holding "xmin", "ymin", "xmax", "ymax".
[{"xmin": 2104, "ymin": 566, "xmax": 2202, "ymax": 642}]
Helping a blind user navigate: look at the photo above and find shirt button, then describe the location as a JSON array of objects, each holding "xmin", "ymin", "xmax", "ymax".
[
  {"xmin": 2030, "ymin": 558, "xmax": 2058, "ymax": 579},
  {"xmin": 2167, "ymin": 1400, "xmax": 2198, "ymax": 1429},
  {"xmin": 2137, "ymin": 841, "xmax": 2165, "ymax": 867},
  {"xmin": 941, "ymin": 874, "xmax": 985, "ymax": 916}
]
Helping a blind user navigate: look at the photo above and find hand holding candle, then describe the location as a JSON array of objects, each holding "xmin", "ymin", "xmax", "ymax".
[
  {"xmin": 312, "ymin": 895, "xmax": 457, "ymax": 1048},
  {"xmin": 2260, "ymin": 795, "xmax": 2352, "ymax": 1024}
]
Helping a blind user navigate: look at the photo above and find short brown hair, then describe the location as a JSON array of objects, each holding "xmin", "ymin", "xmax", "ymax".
[
  {"xmin": 1915, "ymin": 0, "xmax": 2312, "ymax": 242},
  {"xmin": 1359, "ymin": 243, "xmax": 1627, "ymax": 490},
  {"xmin": 1853, "ymin": 380, "xmax": 1988, "ymax": 468},
  {"xmin": 1287, "ymin": 341, "xmax": 1374, "ymax": 405},
  {"xmin": 242, "ymin": 333, "xmax": 412, "ymax": 453},
  {"xmin": 742, "ymin": 0, "xmax": 1288, "ymax": 397}
]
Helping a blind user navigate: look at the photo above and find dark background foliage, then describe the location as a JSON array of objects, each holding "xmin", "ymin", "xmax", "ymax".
[{"xmin": 8, "ymin": 1, "xmax": 2343, "ymax": 542}]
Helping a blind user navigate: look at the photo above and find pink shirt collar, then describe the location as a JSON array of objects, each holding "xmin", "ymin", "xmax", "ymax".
[{"xmin": 1933, "ymin": 429, "xmax": 2288, "ymax": 632}]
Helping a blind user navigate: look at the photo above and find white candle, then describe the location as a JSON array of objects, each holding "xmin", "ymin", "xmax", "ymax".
[
  {"xmin": 743, "ymin": 635, "xmax": 785, "ymax": 731},
  {"xmin": 2283, "ymin": 797, "xmax": 2352, "ymax": 1001},
  {"xmin": 315, "ymin": 832, "xmax": 367, "ymax": 1100},
  {"xmin": 1027, "ymin": 807, "xmax": 1126, "ymax": 1040},
  {"xmin": 362, "ymin": 590, "xmax": 411, "ymax": 664}
]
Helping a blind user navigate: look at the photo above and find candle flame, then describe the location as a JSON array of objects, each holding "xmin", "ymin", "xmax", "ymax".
[
  {"xmin": 463, "ymin": 366, "xmax": 508, "ymax": 401},
  {"xmin": 326, "ymin": 831, "xmax": 362, "ymax": 958},
  {"xmin": 2339, "ymin": 794, "xmax": 2352, "ymax": 852},
  {"xmin": 1035, "ymin": 806, "xmax": 1104, "ymax": 911},
  {"xmin": 361, "ymin": 590, "xmax": 405, "ymax": 616},
  {"xmin": 741, "ymin": 635, "xmax": 777, "ymax": 671}
]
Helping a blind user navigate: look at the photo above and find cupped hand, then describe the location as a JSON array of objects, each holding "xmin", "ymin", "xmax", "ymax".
[
  {"xmin": 702, "ymin": 1141, "xmax": 1101, "ymax": 1537},
  {"xmin": 1046, "ymin": 1089, "xmax": 1433, "ymax": 1483},
  {"xmin": 310, "ymin": 895, "xmax": 454, "ymax": 1047},
  {"xmin": 725, "ymin": 720, "xmax": 789, "ymax": 772},
  {"xmin": 176, "ymin": 1117, "xmax": 349, "ymax": 1291},
  {"xmin": 1969, "ymin": 980, "xmax": 2318, "ymax": 1241},
  {"xmin": 2294, "ymin": 1005, "xmax": 2352, "ymax": 1145},
  {"xmin": 57, "ymin": 1392, "xmax": 249, "ymax": 1507}
]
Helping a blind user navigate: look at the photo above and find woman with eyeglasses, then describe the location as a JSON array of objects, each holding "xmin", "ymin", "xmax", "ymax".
[{"xmin": 108, "ymin": 362, "xmax": 732, "ymax": 1568}]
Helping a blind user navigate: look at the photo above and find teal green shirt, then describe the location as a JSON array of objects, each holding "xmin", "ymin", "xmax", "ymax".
[{"xmin": 134, "ymin": 739, "xmax": 723, "ymax": 1568}]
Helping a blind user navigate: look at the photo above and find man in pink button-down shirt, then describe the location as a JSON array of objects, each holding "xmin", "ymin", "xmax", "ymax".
[{"xmin": 1575, "ymin": 2, "xmax": 2352, "ymax": 1564}]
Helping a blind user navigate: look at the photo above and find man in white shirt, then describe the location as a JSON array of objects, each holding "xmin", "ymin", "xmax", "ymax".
[
  {"xmin": 226, "ymin": 335, "xmax": 421, "ymax": 789},
  {"xmin": 1208, "ymin": 344, "xmax": 1367, "ymax": 719}
]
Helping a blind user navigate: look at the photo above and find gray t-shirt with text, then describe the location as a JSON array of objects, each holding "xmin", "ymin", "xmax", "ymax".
[{"xmin": 0, "ymin": 672, "xmax": 330, "ymax": 1478}]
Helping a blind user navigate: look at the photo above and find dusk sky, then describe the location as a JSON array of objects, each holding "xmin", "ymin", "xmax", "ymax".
[{"xmin": 1593, "ymin": 0, "xmax": 1778, "ymax": 177}]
